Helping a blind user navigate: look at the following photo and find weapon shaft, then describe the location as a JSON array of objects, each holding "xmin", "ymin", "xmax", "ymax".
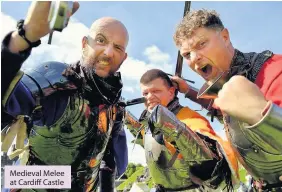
[
  {"xmin": 166, "ymin": 73, "xmax": 195, "ymax": 84},
  {"xmin": 48, "ymin": 31, "xmax": 53, "ymax": 44},
  {"xmin": 125, "ymin": 97, "xmax": 145, "ymax": 106},
  {"xmin": 185, "ymin": 86, "xmax": 213, "ymax": 111},
  {"xmin": 175, "ymin": 1, "xmax": 191, "ymax": 95},
  {"xmin": 175, "ymin": 1, "xmax": 191, "ymax": 78}
]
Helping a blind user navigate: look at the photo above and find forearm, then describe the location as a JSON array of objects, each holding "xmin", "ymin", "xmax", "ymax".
[
  {"xmin": 8, "ymin": 31, "xmax": 30, "ymax": 53},
  {"xmin": 1, "ymin": 32, "xmax": 31, "ymax": 97},
  {"xmin": 184, "ymin": 86, "xmax": 213, "ymax": 110},
  {"xmin": 149, "ymin": 105, "xmax": 215, "ymax": 161},
  {"xmin": 245, "ymin": 102, "xmax": 282, "ymax": 153}
]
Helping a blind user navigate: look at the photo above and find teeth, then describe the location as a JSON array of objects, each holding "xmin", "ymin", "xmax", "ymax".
[{"xmin": 99, "ymin": 61, "xmax": 109, "ymax": 66}]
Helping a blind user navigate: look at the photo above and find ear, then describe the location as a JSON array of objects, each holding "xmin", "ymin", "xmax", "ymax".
[
  {"xmin": 82, "ymin": 36, "xmax": 88, "ymax": 49},
  {"xmin": 169, "ymin": 86, "xmax": 176, "ymax": 98},
  {"xmin": 220, "ymin": 28, "xmax": 231, "ymax": 46},
  {"xmin": 116, "ymin": 53, "xmax": 128, "ymax": 71},
  {"xmin": 123, "ymin": 52, "xmax": 128, "ymax": 62},
  {"xmin": 117, "ymin": 53, "xmax": 128, "ymax": 69}
]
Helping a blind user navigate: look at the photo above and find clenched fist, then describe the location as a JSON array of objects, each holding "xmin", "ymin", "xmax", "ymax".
[
  {"xmin": 9, "ymin": 1, "xmax": 79, "ymax": 53},
  {"xmin": 214, "ymin": 75, "xmax": 268, "ymax": 125},
  {"xmin": 24, "ymin": 1, "xmax": 80, "ymax": 42}
]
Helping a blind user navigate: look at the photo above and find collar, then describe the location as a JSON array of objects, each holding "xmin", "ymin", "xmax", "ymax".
[
  {"xmin": 228, "ymin": 49, "xmax": 273, "ymax": 82},
  {"xmin": 66, "ymin": 61, "xmax": 123, "ymax": 105}
]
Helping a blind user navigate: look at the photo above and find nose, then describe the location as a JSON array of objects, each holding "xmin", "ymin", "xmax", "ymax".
[
  {"xmin": 103, "ymin": 44, "xmax": 114, "ymax": 58},
  {"xmin": 190, "ymin": 51, "xmax": 202, "ymax": 70},
  {"xmin": 146, "ymin": 92, "xmax": 155, "ymax": 101}
]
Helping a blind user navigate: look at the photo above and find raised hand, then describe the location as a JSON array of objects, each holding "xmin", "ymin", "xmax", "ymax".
[
  {"xmin": 8, "ymin": 1, "xmax": 79, "ymax": 53},
  {"xmin": 170, "ymin": 75, "xmax": 190, "ymax": 94}
]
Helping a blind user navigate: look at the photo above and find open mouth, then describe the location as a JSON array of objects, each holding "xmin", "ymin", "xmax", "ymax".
[
  {"xmin": 200, "ymin": 64, "xmax": 213, "ymax": 79},
  {"xmin": 98, "ymin": 60, "xmax": 110, "ymax": 66}
]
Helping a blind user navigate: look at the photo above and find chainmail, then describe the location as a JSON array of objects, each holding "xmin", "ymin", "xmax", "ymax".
[
  {"xmin": 64, "ymin": 61, "xmax": 123, "ymax": 106},
  {"xmin": 228, "ymin": 49, "xmax": 273, "ymax": 82}
]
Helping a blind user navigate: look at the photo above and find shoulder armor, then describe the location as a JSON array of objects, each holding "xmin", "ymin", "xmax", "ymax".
[{"xmin": 21, "ymin": 61, "xmax": 77, "ymax": 98}]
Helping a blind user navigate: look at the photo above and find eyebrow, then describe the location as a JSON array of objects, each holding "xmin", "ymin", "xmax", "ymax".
[
  {"xmin": 192, "ymin": 35, "xmax": 206, "ymax": 47},
  {"xmin": 181, "ymin": 35, "xmax": 207, "ymax": 54},
  {"xmin": 114, "ymin": 43, "xmax": 125, "ymax": 51},
  {"xmin": 95, "ymin": 33, "xmax": 125, "ymax": 51},
  {"xmin": 95, "ymin": 33, "xmax": 107, "ymax": 40}
]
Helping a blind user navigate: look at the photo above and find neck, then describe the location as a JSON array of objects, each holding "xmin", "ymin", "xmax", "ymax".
[
  {"xmin": 229, "ymin": 46, "xmax": 236, "ymax": 60},
  {"xmin": 166, "ymin": 97, "xmax": 182, "ymax": 114},
  {"xmin": 228, "ymin": 48, "xmax": 261, "ymax": 77},
  {"xmin": 229, "ymin": 49, "xmax": 244, "ymax": 69},
  {"xmin": 226, "ymin": 45, "xmax": 236, "ymax": 70},
  {"xmin": 79, "ymin": 57, "xmax": 87, "ymax": 68}
]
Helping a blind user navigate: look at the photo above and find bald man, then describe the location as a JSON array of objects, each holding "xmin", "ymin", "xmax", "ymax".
[{"xmin": 2, "ymin": 2, "xmax": 128, "ymax": 192}]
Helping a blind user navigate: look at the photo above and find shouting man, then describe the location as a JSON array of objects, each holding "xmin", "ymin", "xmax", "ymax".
[{"xmin": 172, "ymin": 9, "xmax": 282, "ymax": 191}]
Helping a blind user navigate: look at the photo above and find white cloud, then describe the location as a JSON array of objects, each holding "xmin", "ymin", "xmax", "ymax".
[
  {"xmin": 25, "ymin": 18, "xmax": 89, "ymax": 66},
  {"xmin": 1, "ymin": 13, "xmax": 17, "ymax": 39},
  {"xmin": 119, "ymin": 57, "xmax": 159, "ymax": 81},
  {"xmin": 143, "ymin": 45, "xmax": 171, "ymax": 64},
  {"xmin": 119, "ymin": 46, "xmax": 173, "ymax": 86}
]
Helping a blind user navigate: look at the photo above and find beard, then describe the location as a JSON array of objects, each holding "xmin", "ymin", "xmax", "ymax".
[{"xmin": 82, "ymin": 55, "xmax": 122, "ymax": 78}]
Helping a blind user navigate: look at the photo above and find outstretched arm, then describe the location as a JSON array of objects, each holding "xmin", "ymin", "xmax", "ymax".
[
  {"xmin": 148, "ymin": 105, "xmax": 215, "ymax": 161},
  {"xmin": 148, "ymin": 105, "xmax": 239, "ymax": 189},
  {"xmin": 2, "ymin": 1, "xmax": 79, "ymax": 100},
  {"xmin": 1, "ymin": 32, "xmax": 31, "ymax": 99}
]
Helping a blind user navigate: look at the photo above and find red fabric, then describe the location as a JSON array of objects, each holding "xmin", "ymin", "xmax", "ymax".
[{"xmin": 255, "ymin": 54, "xmax": 282, "ymax": 107}]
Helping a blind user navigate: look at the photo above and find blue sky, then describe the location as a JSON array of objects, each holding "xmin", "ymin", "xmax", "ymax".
[{"xmin": 1, "ymin": 1, "xmax": 282, "ymax": 165}]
